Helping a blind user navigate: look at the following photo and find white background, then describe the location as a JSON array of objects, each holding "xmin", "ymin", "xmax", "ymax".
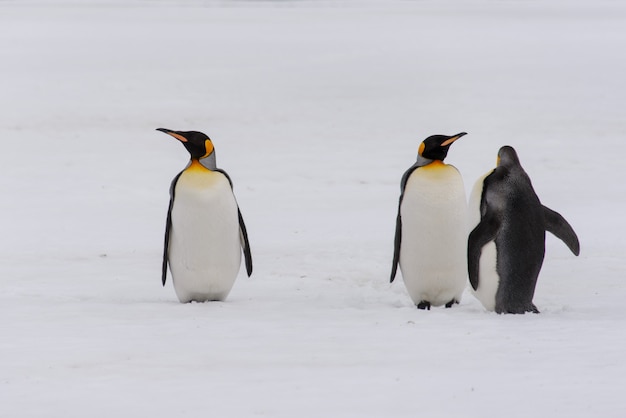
[{"xmin": 1, "ymin": 1, "xmax": 625, "ymax": 416}]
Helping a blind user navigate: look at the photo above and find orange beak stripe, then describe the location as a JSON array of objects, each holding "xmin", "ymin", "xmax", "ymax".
[
  {"xmin": 441, "ymin": 134, "xmax": 463, "ymax": 147},
  {"xmin": 167, "ymin": 132, "xmax": 188, "ymax": 143}
]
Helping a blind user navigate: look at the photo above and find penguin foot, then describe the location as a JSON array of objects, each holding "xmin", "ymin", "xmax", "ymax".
[
  {"xmin": 417, "ymin": 301, "xmax": 431, "ymax": 310},
  {"xmin": 444, "ymin": 299, "xmax": 459, "ymax": 308},
  {"xmin": 496, "ymin": 303, "xmax": 541, "ymax": 314}
]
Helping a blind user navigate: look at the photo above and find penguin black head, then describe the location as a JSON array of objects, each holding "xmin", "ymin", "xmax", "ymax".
[
  {"xmin": 497, "ymin": 145, "xmax": 521, "ymax": 168},
  {"xmin": 418, "ymin": 132, "xmax": 467, "ymax": 162},
  {"xmin": 157, "ymin": 128, "xmax": 215, "ymax": 161}
]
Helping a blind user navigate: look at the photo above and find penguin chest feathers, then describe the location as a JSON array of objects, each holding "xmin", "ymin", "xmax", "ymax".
[
  {"xmin": 173, "ymin": 167, "xmax": 239, "ymax": 218},
  {"xmin": 169, "ymin": 164, "xmax": 241, "ymax": 302},
  {"xmin": 405, "ymin": 162, "xmax": 466, "ymax": 206},
  {"xmin": 399, "ymin": 162, "xmax": 468, "ymax": 306}
]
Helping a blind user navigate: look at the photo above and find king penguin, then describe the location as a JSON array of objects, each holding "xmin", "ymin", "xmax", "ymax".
[
  {"xmin": 157, "ymin": 128, "xmax": 252, "ymax": 303},
  {"xmin": 390, "ymin": 132, "xmax": 468, "ymax": 310},
  {"xmin": 467, "ymin": 145, "xmax": 580, "ymax": 314}
]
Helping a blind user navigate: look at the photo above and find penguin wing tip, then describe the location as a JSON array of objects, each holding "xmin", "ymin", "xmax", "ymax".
[{"xmin": 568, "ymin": 235, "xmax": 580, "ymax": 256}]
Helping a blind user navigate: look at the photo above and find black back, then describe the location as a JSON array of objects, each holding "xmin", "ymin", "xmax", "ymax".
[{"xmin": 468, "ymin": 146, "xmax": 579, "ymax": 313}]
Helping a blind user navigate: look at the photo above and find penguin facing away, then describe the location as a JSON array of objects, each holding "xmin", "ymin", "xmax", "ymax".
[
  {"xmin": 157, "ymin": 128, "xmax": 252, "ymax": 303},
  {"xmin": 390, "ymin": 132, "xmax": 469, "ymax": 310},
  {"xmin": 467, "ymin": 145, "xmax": 579, "ymax": 314}
]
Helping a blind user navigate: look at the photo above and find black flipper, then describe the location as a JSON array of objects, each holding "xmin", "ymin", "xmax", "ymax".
[
  {"xmin": 467, "ymin": 210, "xmax": 500, "ymax": 291},
  {"xmin": 238, "ymin": 208, "xmax": 253, "ymax": 277},
  {"xmin": 390, "ymin": 198, "xmax": 403, "ymax": 283},
  {"xmin": 390, "ymin": 165, "xmax": 419, "ymax": 283},
  {"xmin": 162, "ymin": 171, "xmax": 184, "ymax": 286},
  {"xmin": 542, "ymin": 205, "xmax": 580, "ymax": 256},
  {"xmin": 215, "ymin": 169, "xmax": 253, "ymax": 277}
]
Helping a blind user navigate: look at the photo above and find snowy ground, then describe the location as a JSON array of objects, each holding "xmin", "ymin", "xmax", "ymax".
[{"xmin": 1, "ymin": 1, "xmax": 626, "ymax": 416}]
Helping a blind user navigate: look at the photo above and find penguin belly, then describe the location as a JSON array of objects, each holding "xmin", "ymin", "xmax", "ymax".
[
  {"xmin": 399, "ymin": 164, "xmax": 468, "ymax": 306},
  {"xmin": 472, "ymin": 241, "xmax": 499, "ymax": 311},
  {"xmin": 169, "ymin": 169, "xmax": 241, "ymax": 302},
  {"xmin": 467, "ymin": 172, "xmax": 500, "ymax": 311}
]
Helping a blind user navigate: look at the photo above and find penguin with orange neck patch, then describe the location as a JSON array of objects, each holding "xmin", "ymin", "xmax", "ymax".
[
  {"xmin": 157, "ymin": 128, "xmax": 252, "ymax": 303},
  {"xmin": 390, "ymin": 132, "xmax": 468, "ymax": 309}
]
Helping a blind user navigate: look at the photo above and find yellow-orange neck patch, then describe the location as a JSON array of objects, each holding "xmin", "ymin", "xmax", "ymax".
[
  {"xmin": 202, "ymin": 140, "xmax": 214, "ymax": 159},
  {"xmin": 421, "ymin": 160, "xmax": 446, "ymax": 169},
  {"xmin": 187, "ymin": 159, "xmax": 211, "ymax": 172}
]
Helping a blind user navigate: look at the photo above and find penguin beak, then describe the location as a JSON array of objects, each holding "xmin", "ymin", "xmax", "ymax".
[
  {"xmin": 157, "ymin": 128, "xmax": 188, "ymax": 143},
  {"xmin": 441, "ymin": 132, "xmax": 467, "ymax": 147}
]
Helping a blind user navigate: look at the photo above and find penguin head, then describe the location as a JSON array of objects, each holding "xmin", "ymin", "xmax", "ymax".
[
  {"xmin": 418, "ymin": 132, "xmax": 467, "ymax": 162},
  {"xmin": 496, "ymin": 145, "xmax": 521, "ymax": 168},
  {"xmin": 157, "ymin": 128, "xmax": 215, "ymax": 161}
]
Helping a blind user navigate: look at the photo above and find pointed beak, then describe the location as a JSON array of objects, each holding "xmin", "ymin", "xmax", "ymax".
[
  {"xmin": 440, "ymin": 132, "xmax": 467, "ymax": 147},
  {"xmin": 157, "ymin": 128, "xmax": 187, "ymax": 143}
]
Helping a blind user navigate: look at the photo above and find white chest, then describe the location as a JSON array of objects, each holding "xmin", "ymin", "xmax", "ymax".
[
  {"xmin": 399, "ymin": 164, "xmax": 468, "ymax": 306},
  {"xmin": 468, "ymin": 172, "xmax": 500, "ymax": 311},
  {"xmin": 168, "ymin": 169, "xmax": 241, "ymax": 302}
]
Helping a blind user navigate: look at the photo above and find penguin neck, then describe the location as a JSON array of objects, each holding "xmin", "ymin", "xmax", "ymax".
[
  {"xmin": 415, "ymin": 155, "xmax": 443, "ymax": 168},
  {"xmin": 186, "ymin": 156, "xmax": 216, "ymax": 172},
  {"xmin": 199, "ymin": 152, "xmax": 217, "ymax": 170}
]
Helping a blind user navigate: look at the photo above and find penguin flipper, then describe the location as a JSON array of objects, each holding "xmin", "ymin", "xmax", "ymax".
[
  {"xmin": 214, "ymin": 169, "xmax": 253, "ymax": 277},
  {"xmin": 163, "ymin": 171, "xmax": 184, "ymax": 286},
  {"xmin": 390, "ymin": 166, "xmax": 417, "ymax": 283},
  {"xmin": 542, "ymin": 205, "xmax": 580, "ymax": 256},
  {"xmin": 390, "ymin": 200, "xmax": 402, "ymax": 283},
  {"xmin": 238, "ymin": 208, "xmax": 253, "ymax": 277},
  {"xmin": 467, "ymin": 212, "xmax": 500, "ymax": 290}
]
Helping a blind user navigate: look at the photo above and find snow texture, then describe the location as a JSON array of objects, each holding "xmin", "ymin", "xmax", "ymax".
[{"xmin": 1, "ymin": 1, "xmax": 625, "ymax": 416}]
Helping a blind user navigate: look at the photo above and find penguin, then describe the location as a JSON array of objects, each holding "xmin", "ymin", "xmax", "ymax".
[
  {"xmin": 157, "ymin": 128, "xmax": 252, "ymax": 303},
  {"xmin": 467, "ymin": 145, "xmax": 580, "ymax": 314},
  {"xmin": 390, "ymin": 132, "xmax": 468, "ymax": 310}
]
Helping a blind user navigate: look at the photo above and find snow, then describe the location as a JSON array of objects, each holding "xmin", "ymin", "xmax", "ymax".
[{"xmin": 1, "ymin": 0, "xmax": 626, "ymax": 416}]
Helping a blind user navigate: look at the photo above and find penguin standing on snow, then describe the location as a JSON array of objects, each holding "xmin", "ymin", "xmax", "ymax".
[
  {"xmin": 157, "ymin": 128, "xmax": 252, "ymax": 303},
  {"xmin": 467, "ymin": 145, "xmax": 579, "ymax": 314},
  {"xmin": 390, "ymin": 132, "xmax": 468, "ymax": 309}
]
